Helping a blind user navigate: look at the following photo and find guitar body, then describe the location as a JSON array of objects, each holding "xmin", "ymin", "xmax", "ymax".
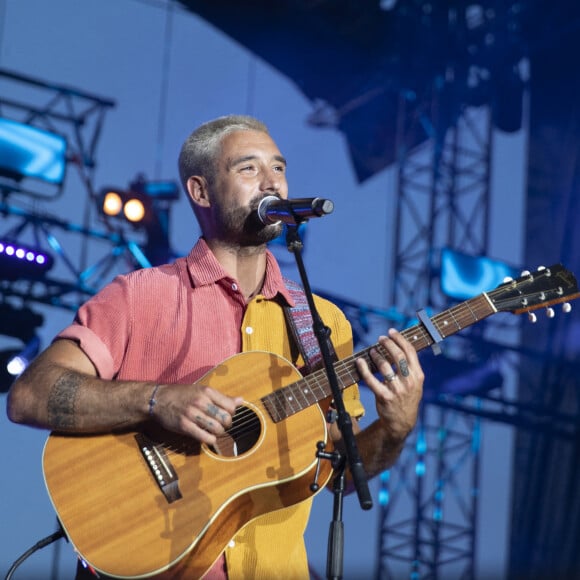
[{"xmin": 43, "ymin": 351, "xmax": 333, "ymax": 579}]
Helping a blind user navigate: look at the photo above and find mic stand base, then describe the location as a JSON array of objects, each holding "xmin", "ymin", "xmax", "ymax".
[{"xmin": 327, "ymin": 453, "xmax": 346, "ymax": 580}]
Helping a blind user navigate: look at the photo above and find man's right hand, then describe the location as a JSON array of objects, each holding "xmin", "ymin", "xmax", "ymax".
[{"xmin": 149, "ymin": 383, "xmax": 243, "ymax": 445}]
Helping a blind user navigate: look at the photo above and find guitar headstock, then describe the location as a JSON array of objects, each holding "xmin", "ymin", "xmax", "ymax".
[{"xmin": 488, "ymin": 264, "xmax": 579, "ymax": 319}]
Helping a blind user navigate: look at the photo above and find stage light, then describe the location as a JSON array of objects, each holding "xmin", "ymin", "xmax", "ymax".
[
  {"xmin": 132, "ymin": 178, "xmax": 179, "ymax": 200},
  {"xmin": 0, "ymin": 116, "xmax": 67, "ymax": 197},
  {"xmin": 0, "ymin": 348, "xmax": 21, "ymax": 393},
  {"xmin": 0, "ymin": 303, "xmax": 43, "ymax": 393},
  {"xmin": 98, "ymin": 178, "xmax": 179, "ymax": 266},
  {"xmin": 440, "ymin": 248, "xmax": 518, "ymax": 301},
  {"xmin": 99, "ymin": 178, "xmax": 179, "ymax": 228},
  {"xmin": 102, "ymin": 191, "xmax": 123, "ymax": 217},
  {"xmin": 0, "ymin": 238, "xmax": 54, "ymax": 279},
  {"xmin": 0, "ymin": 338, "xmax": 41, "ymax": 393},
  {"xmin": 99, "ymin": 188, "xmax": 153, "ymax": 227},
  {"xmin": 5, "ymin": 335, "xmax": 40, "ymax": 377},
  {"xmin": 123, "ymin": 198, "xmax": 146, "ymax": 223},
  {"xmin": 6, "ymin": 353, "xmax": 26, "ymax": 376}
]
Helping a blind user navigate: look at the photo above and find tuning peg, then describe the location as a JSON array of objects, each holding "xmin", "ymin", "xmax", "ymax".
[
  {"xmin": 521, "ymin": 270, "xmax": 531, "ymax": 277},
  {"xmin": 537, "ymin": 265, "xmax": 546, "ymax": 271},
  {"xmin": 563, "ymin": 302, "xmax": 572, "ymax": 313},
  {"xmin": 503, "ymin": 276, "xmax": 514, "ymax": 283},
  {"xmin": 546, "ymin": 307, "xmax": 555, "ymax": 318},
  {"xmin": 528, "ymin": 312, "xmax": 537, "ymax": 323}
]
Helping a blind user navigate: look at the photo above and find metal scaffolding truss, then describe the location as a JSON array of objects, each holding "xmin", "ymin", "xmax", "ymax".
[
  {"xmin": 377, "ymin": 87, "xmax": 498, "ymax": 579},
  {"xmin": 375, "ymin": 76, "xmax": 578, "ymax": 578},
  {"xmin": 0, "ymin": 70, "xmax": 150, "ymax": 312},
  {"xmin": 0, "ymin": 68, "xmax": 116, "ymax": 200},
  {"xmin": 391, "ymin": 90, "xmax": 493, "ymax": 319},
  {"xmin": 377, "ymin": 406, "xmax": 481, "ymax": 579},
  {"xmin": 0, "ymin": 199, "xmax": 152, "ymax": 311}
]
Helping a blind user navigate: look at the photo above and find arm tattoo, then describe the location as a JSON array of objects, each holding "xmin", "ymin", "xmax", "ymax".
[{"xmin": 47, "ymin": 371, "xmax": 81, "ymax": 430}]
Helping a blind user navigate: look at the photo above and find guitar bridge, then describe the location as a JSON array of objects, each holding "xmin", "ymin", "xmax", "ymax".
[{"xmin": 135, "ymin": 433, "xmax": 182, "ymax": 503}]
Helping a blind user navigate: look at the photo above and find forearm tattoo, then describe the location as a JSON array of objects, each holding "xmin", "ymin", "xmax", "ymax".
[{"xmin": 47, "ymin": 371, "xmax": 81, "ymax": 429}]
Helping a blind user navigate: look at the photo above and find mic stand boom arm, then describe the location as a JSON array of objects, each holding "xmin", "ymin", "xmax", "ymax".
[{"xmin": 284, "ymin": 223, "xmax": 372, "ymax": 578}]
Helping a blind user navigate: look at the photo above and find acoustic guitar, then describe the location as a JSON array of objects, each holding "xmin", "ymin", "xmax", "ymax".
[{"xmin": 42, "ymin": 264, "xmax": 579, "ymax": 578}]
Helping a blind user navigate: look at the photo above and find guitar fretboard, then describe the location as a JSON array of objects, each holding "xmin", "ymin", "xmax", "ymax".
[{"xmin": 262, "ymin": 294, "xmax": 496, "ymax": 423}]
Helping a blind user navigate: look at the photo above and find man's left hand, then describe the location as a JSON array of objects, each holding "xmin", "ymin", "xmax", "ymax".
[{"xmin": 355, "ymin": 328, "xmax": 424, "ymax": 443}]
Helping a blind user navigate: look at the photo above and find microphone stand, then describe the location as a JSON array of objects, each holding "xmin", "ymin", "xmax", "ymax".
[{"xmin": 284, "ymin": 223, "xmax": 373, "ymax": 580}]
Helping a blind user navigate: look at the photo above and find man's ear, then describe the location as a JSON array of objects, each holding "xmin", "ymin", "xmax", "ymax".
[{"xmin": 186, "ymin": 176, "xmax": 211, "ymax": 209}]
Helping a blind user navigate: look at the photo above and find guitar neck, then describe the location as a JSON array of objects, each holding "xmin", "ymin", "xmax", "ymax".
[
  {"xmin": 263, "ymin": 293, "xmax": 496, "ymax": 423},
  {"xmin": 399, "ymin": 293, "xmax": 496, "ymax": 352}
]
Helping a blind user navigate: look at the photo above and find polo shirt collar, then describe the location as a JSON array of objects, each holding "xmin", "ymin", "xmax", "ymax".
[{"xmin": 185, "ymin": 237, "xmax": 296, "ymax": 307}]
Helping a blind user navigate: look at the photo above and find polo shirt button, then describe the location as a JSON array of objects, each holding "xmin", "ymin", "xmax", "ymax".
[
  {"xmin": 231, "ymin": 283, "xmax": 238, "ymax": 292},
  {"xmin": 228, "ymin": 540, "xmax": 236, "ymax": 548},
  {"xmin": 245, "ymin": 327, "xmax": 253, "ymax": 335}
]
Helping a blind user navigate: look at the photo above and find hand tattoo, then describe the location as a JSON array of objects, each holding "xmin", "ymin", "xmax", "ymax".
[
  {"xmin": 207, "ymin": 403, "xmax": 228, "ymax": 424},
  {"xmin": 196, "ymin": 414, "xmax": 213, "ymax": 431}
]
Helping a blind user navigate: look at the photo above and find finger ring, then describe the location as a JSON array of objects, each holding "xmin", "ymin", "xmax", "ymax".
[
  {"xmin": 399, "ymin": 359, "xmax": 410, "ymax": 377},
  {"xmin": 385, "ymin": 373, "xmax": 396, "ymax": 383}
]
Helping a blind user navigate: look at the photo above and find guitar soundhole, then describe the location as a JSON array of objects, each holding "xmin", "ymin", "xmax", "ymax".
[{"xmin": 209, "ymin": 405, "xmax": 261, "ymax": 458}]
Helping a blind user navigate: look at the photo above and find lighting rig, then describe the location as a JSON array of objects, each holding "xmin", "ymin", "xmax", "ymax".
[
  {"xmin": 0, "ymin": 69, "xmax": 178, "ymax": 320},
  {"xmin": 98, "ymin": 176, "xmax": 179, "ymax": 266},
  {"xmin": 0, "ymin": 302, "xmax": 43, "ymax": 393}
]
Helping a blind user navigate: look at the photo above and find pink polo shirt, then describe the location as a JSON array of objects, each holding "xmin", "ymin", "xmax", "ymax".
[
  {"xmin": 57, "ymin": 237, "xmax": 296, "ymax": 384},
  {"xmin": 58, "ymin": 237, "xmax": 363, "ymax": 579}
]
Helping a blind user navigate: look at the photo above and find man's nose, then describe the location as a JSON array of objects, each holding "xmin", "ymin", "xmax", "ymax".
[{"xmin": 260, "ymin": 168, "xmax": 283, "ymax": 192}]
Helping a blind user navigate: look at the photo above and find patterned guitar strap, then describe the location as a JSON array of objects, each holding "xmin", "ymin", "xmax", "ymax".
[{"xmin": 283, "ymin": 277, "xmax": 337, "ymax": 376}]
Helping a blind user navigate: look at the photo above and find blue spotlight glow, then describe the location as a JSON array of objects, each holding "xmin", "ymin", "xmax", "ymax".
[
  {"xmin": 0, "ymin": 117, "xmax": 67, "ymax": 185},
  {"xmin": 440, "ymin": 248, "xmax": 518, "ymax": 300},
  {"xmin": 6, "ymin": 335, "xmax": 40, "ymax": 377}
]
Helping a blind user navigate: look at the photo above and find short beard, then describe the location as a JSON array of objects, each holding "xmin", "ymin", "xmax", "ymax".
[{"xmin": 215, "ymin": 197, "xmax": 284, "ymax": 247}]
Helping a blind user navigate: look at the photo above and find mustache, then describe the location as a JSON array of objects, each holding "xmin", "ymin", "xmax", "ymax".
[{"xmin": 249, "ymin": 192, "xmax": 282, "ymax": 212}]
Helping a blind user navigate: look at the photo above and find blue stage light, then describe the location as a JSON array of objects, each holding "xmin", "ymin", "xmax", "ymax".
[
  {"xmin": 0, "ymin": 117, "xmax": 67, "ymax": 186},
  {"xmin": 0, "ymin": 304, "xmax": 44, "ymax": 393},
  {"xmin": 0, "ymin": 238, "xmax": 54, "ymax": 279},
  {"xmin": 132, "ymin": 178, "xmax": 179, "ymax": 200},
  {"xmin": 5, "ymin": 335, "xmax": 40, "ymax": 377},
  {"xmin": 440, "ymin": 248, "xmax": 518, "ymax": 300}
]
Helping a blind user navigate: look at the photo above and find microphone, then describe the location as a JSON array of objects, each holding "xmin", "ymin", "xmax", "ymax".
[{"xmin": 257, "ymin": 196, "xmax": 334, "ymax": 225}]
